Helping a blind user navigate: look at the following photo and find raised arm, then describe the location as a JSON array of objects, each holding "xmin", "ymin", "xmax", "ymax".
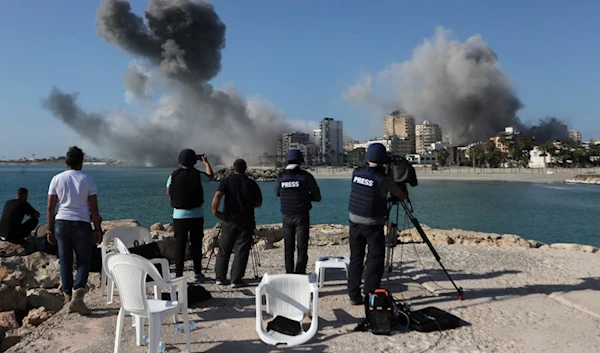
[{"xmin": 201, "ymin": 155, "xmax": 214, "ymax": 181}]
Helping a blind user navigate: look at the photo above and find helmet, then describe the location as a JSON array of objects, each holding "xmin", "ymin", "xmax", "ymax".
[
  {"xmin": 285, "ymin": 149, "xmax": 304, "ymax": 164},
  {"xmin": 366, "ymin": 143, "xmax": 389, "ymax": 164},
  {"xmin": 178, "ymin": 148, "xmax": 197, "ymax": 166}
]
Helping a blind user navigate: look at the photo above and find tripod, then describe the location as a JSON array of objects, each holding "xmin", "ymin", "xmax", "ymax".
[
  {"xmin": 204, "ymin": 226, "xmax": 262, "ymax": 279},
  {"xmin": 384, "ymin": 197, "xmax": 464, "ymax": 300}
]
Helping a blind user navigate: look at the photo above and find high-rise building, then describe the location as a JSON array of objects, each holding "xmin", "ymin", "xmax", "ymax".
[
  {"xmin": 569, "ymin": 130, "xmax": 582, "ymax": 144},
  {"xmin": 383, "ymin": 110, "xmax": 416, "ymax": 153},
  {"xmin": 313, "ymin": 129, "xmax": 322, "ymax": 146},
  {"xmin": 281, "ymin": 132, "xmax": 309, "ymax": 153},
  {"xmin": 319, "ymin": 117, "xmax": 344, "ymax": 165},
  {"xmin": 416, "ymin": 120, "xmax": 443, "ymax": 153}
]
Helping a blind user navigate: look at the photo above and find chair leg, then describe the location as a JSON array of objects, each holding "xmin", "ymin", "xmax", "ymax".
[
  {"xmin": 107, "ymin": 278, "xmax": 114, "ymax": 304},
  {"xmin": 171, "ymin": 287, "xmax": 178, "ymax": 324},
  {"xmin": 113, "ymin": 308, "xmax": 125, "ymax": 353},
  {"xmin": 148, "ymin": 315, "xmax": 160, "ymax": 353},
  {"xmin": 101, "ymin": 270, "xmax": 106, "ymax": 294},
  {"xmin": 182, "ymin": 306, "xmax": 192, "ymax": 353},
  {"xmin": 134, "ymin": 316, "xmax": 144, "ymax": 346}
]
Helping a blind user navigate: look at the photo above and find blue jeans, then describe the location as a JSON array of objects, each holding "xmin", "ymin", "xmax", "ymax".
[{"xmin": 55, "ymin": 220, "xmax": 93, "ymax": 294}]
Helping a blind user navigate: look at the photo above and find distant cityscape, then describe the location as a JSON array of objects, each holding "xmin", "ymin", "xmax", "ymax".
[{"xmin": 268, "ymin": 110, "xmax": 599, "ymax": 168}]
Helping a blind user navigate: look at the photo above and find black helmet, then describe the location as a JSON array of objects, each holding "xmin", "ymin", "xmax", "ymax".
[
  {"xmin": 178, "ymin": 149, "xmax": 197, "ymax": 167},
  {"xmin": 366, "ymin": 143, "xmax": 389, "ymax": 164},
  {"xmin": 285, "ymin": 149, "xmax": 304, "ymax": 164}
]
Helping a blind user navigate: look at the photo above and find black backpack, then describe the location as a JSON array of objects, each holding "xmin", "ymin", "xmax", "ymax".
[{"xmin": 365, "ymin": 288, "xmax": 395, "ymax": 335}]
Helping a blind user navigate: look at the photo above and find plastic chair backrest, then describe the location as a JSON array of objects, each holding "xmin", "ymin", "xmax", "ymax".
[
  {"xmin": 103, "ymin": 226, "xmax": 152, "ymax": 249},
  {"xmin": 105, "ymin": 253, "xmax": 166, "ymax": 316},
  {"xmin": 113, "ymin": 237, "xmax": 131, "ymax": 255},
  {"xmin": 263, "ymin": 274, "xmax": 312, "ymax": 322}
]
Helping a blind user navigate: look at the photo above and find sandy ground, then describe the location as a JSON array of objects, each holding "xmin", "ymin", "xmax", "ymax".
[
  {"xmin": 304, "ymin": 166, "xmax": 594, "ymax": 183},
  {"xmin": 6, "ymin": 241, "xmax": 600, "ymax": 353}
]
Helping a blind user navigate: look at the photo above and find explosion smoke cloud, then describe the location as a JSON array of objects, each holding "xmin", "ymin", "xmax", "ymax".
[
  {"xmin": 42, "ymin": 0, "xmax": 305, "ymax": 167},
  {"xmin": 344, "ymin": 26, "xmax": 569, "ymax": 144}
]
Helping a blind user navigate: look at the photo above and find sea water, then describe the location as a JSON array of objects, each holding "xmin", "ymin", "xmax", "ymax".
[{"xmin": 1, "ymin": 165, "xmax": 599, "ymax": 247}]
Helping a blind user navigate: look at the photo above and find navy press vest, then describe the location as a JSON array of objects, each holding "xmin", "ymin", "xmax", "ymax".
[
  {"xmin": 170, "ymin": 167, "xmax": 204, "ymax": 209},
  {"xmin": 277, "ymin": 168, "xmax": 312, "ymax": 215},
  {"xmin": 349, "ymin": 166, "xmax": 388, "ymax": 218}
]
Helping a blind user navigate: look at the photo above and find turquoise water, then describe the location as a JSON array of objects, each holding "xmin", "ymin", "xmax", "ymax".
[{"xmin": 1, "ymin": 165, "xmax": 599, "ymax": 247}]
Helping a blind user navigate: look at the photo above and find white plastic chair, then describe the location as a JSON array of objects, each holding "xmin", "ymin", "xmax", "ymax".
[
  {"xmin": 113, "ymin": 237, "xmax": 178, "ymax": 325},
  {"xmin": 106, "ymin": 253, "xmax": 191, "ymax": 353},
  {"xmin": 101, "ymin": 226, "xmax": 153, "ymax": 303},
  {"xmin": 255, "ymin": 273, "xmax": 319, "ymax": 347}
]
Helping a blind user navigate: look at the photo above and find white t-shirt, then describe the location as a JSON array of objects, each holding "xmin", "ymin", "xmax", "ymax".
[{"xmin": 48, "ymin": 170, "xmax": 98, "ymax": 222}]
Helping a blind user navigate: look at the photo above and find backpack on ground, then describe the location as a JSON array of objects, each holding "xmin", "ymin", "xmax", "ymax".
[{"xmin": 365, "ymin": 288, "xmax": 395, "ymax": 335}]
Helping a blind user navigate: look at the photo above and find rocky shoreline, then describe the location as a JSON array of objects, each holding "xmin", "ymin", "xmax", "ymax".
[
  {"xmin": 565, "ymin": 174, "xmax": 600, "ymax": 185},
  {"xmin": 0, "ymin": 219, "xmax": 598, "ymax": 351}
]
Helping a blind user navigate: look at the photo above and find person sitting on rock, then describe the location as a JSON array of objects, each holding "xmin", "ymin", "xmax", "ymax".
[{"xmin": 0, "ymin": 187, "xmax": 40, "ymax": 244}]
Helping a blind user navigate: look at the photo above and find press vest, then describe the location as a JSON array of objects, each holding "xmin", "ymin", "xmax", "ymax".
[
  {"xmin": 349, "ymin": 166, "xmax": 388, "ymax": 218},
  {"xmin": 277, "ymin": 168, "xmax": 312, "ymax": 215},
  {"xmin": 170, "ymin": 167, "xmax": 203, "ymax": 209}
]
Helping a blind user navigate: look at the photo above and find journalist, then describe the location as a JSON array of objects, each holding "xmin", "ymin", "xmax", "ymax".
[
  {"xmin": 166, "ymin": 149, "xmax": 213, "ymax": 281},
  {"xmin": 275, "ymin": 149, "xmax": 321, "ymax": 274},
  {"xmin": 347, "ymin": 143, "xmax": 407, "ymax": 305}
]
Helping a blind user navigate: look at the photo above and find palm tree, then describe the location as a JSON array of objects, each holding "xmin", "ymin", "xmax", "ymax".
[{"xmin": 436, "ymin": 148, "xmax": 450, "ymax": 167}]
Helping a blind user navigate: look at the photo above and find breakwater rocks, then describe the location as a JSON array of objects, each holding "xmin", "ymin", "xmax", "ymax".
[
  {"xmin": 212, "ymin": 168, "xmax": 280, "ymax": 182},
  {"xmin": 565, "ymin": 174, "xmax": 600, "ymax": 185}
]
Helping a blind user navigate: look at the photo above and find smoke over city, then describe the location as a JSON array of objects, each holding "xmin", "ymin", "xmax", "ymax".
[
  {"xmin": 344, "ymin": 27, "xmax": 569, "ymax": 145},
  {"xmin": 42, "ymin": 0, "xmax": 308, "ymax": 167}
]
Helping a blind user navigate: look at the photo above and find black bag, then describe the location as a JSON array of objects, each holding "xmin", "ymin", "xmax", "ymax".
[
  {"xmin": 408, "ymin": 307, "xmax": 462, "ymax": 332},
  {"xmin": 89, "ymin": 245, "xmax": 102, "ymax": 273},
  {"xmin": 266, "ymin": 316, "xmax": 303, "ymax": 336},
  {"xmin": 128, "ymin": 240, "xmax": 164, "ymax": 281},
  {"xmin": 161, "ymin": 284, "xmax": 212, "ymax": 305},
  {"xmin": 365, "ymin": 288, "xmax": 395, "ymax": 335}
]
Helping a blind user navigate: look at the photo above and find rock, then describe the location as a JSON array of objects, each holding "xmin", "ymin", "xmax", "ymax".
[
  {"xmin": 0, "ymin": 285, "xmax": 27, "ymax": 312},
  {"xmin": 550, "ymin": 243, "xmax": 599, "ymax": 253},
  {"xmin": 22, "ymin": 307, "xmax": 51, "ymax": 327},
  {"xmin": 496, "ymin": 234, "xmax": 532, "ymax": 248},
  {"xmin": 0, "ymin": 241, "xmax": 26, "ymax": 258},
  {"xmin": 0, "ymin": 311, "xmax": 19, "ymax": 332},
  {"xmin": 565, "ymin": 174, "xmax": 600, "ymax": 185},
  {"xmin": 527, "ymin": 239, "xmax": 546, "ymax": 249},
  {"xmin": 26, "ymin": 289, "xmax": 64, "ymax": 313},
  {"xmin": 150, "ymin": 222, "xmax": 164, "ymax": 232},
  {"xmin": 162, "ymin": 223, "xmax": 173, "ymax": 232},
  {"xmin": 101, "ymin": 219, "xmax": 139, "ymax": 232},
  {"xmin": 255, "ymin": 224, "xmax": 284, "ymax": 246},
  {"xmin": 202, "ymin": 226, "xmax": 221, "ymax": 257},
  {"xmin": 0, "ymin": 252, "xmax": 60, "ymax": 289}
]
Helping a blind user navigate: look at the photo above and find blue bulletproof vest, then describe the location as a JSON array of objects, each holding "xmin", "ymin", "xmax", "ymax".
[
  {"xmin": 277, "ymin": 168, "xmax": 312, "ymax": 215},
  {"xmin": 349, "ymin": 166, "xmax": 388, "ymax": 218}
]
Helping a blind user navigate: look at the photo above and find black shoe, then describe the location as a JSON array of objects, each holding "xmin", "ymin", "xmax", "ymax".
[{"xmin": 350, "ymin": 295, "xmax": 364, "ymax": 306}]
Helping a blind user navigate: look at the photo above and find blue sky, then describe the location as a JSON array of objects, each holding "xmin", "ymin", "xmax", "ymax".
[{"xmin": 1, "ymin": 0, "xmax": 599, "ymax": 159}]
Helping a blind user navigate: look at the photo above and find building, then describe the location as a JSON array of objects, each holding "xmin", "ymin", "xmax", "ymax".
[
  {"xmin": 415, "ymin": 120, "xmax": 443, "ymax": 153},
  {"xmin": 406, "ymin": 153, "xmax": 437, "ymax": 165},
  {"xmin": 281, "ymin": 132, "xmax": 309, "ymax": 153},
  {"xmin": 312, "ymin": 129, "xmax": 322, "ymax": 146},
  {"xmin": 319, "ymin": 117, "xmax": 344, "ymax": 165},
  {"xmin": 347, "ymin": 147, "xmax": 366, "ymax": 167},
  {"xmin": 383, "ymin": 110, "xmax": 416, "ymax": 153},
  {"xmin": 344, "ymin": 140, "xmax": 359, "ymax": 152},
  {"xmin": 529, "ymin": 146, "xmax": 556, "ymax": 168},
  {"xmin": 353, "ymin": 136, "xmax": 414, "ymax": 157},
  {"xmin": 569, "ymin": 130, "xmax": 582, "ymax": 144}
]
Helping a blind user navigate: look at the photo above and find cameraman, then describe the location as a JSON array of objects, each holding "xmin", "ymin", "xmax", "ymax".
[
  {"xmin": 347, "ymin": 143, "xmax": 407, "ymax": 305},
  {"xmin": 166, "ymin": 148, "xmax": 213, "ymax": 281}
]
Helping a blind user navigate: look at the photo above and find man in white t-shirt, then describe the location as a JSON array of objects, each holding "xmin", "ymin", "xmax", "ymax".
[{"xmin": 47, "ymin": 146, "xmax": 103, "ymax": 315}]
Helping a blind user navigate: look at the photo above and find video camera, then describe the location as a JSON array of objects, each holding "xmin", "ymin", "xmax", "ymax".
[{"xmin": 385, "ymin": 155, "xmax": 418, "ymax": 200}]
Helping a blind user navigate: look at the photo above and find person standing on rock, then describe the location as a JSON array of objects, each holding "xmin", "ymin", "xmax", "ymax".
[
  {"xmin": 274, "ymin": 149, "xmax": 321, "ymax": 274},
  {"xmin": 347, "ymin": 143, "xmax": 407, "ymax": 305},
  {"xmin": 46, "ymin": 146, "xmax": 103, "ymax": 315},
  {"xmin": 211, "ymin": 159, "xmax": 262, "ymax": 288},
  {"xmin": 167, "ymin": 149, "xmax": 214, "ymax": 281}
]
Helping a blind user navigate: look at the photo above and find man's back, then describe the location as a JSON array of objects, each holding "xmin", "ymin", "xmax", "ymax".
[
  {"xmin": 48, "ymin": 170, "xmax": 97, "ymax": 222},
  {"xmin": 0, "ymin": 199, "xmax": 35, "ymax": 237},
  {"xmin": 218, "ymin": 174, "xmax": 262, "ymax": 227}
]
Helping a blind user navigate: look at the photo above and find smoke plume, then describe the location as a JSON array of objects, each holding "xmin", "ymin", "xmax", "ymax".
[
  {"xmin": 344, "ymin": 27, "xmax": 569, "ymax": 144},
  {"xmin": 42, "ymin": 0, "xmax": 303, "ymax": 167}
]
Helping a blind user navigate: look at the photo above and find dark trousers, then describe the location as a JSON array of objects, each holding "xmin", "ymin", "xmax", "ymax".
[
  {"xmin": 6, "ymin": 218, "xmax": 38, "ymax": 243},
  {"xmin": 347, "ymin": 221, "xmax": 385, "ymax": 301},
  {"xmin": 55, "ymin": 220, "xmax": 92, "ymax": 294},
  {"xmin": 215, "ymin": 222, "xmax": 253, "ymax": 284},
  {"xmin": 283, "ymin": 213, "xmax": 310, "ymax": 274},
  {"xmin": 173, "ymin": 217, "xmax": 204, "ymax": 277}
]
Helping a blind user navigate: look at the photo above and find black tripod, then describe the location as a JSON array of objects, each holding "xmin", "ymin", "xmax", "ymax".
[
  {"xmin": 204, "ymin": 226, "xmax": 262, "ymax": 279},
  {"xmin": 384, "ymin": 197, "xmax": 464, "ymax": 300}
]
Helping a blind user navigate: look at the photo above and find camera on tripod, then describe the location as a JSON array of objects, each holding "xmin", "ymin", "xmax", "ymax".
[{"xmin": 385, "ymin": 154, "xmax": 418, "ymax": 200}]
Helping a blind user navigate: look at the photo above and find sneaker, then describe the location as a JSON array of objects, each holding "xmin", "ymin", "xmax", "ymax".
[
  {"xmin": 230, "ymin": 282, "xmax": 248, "ymax": 289},
  {"xmin": 349, "ymin": 295, "xmax": 364, "ymax": 306},
  {"xmin": 194, "ymin": 273, "xmax": 205, "ymax": 282}
]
